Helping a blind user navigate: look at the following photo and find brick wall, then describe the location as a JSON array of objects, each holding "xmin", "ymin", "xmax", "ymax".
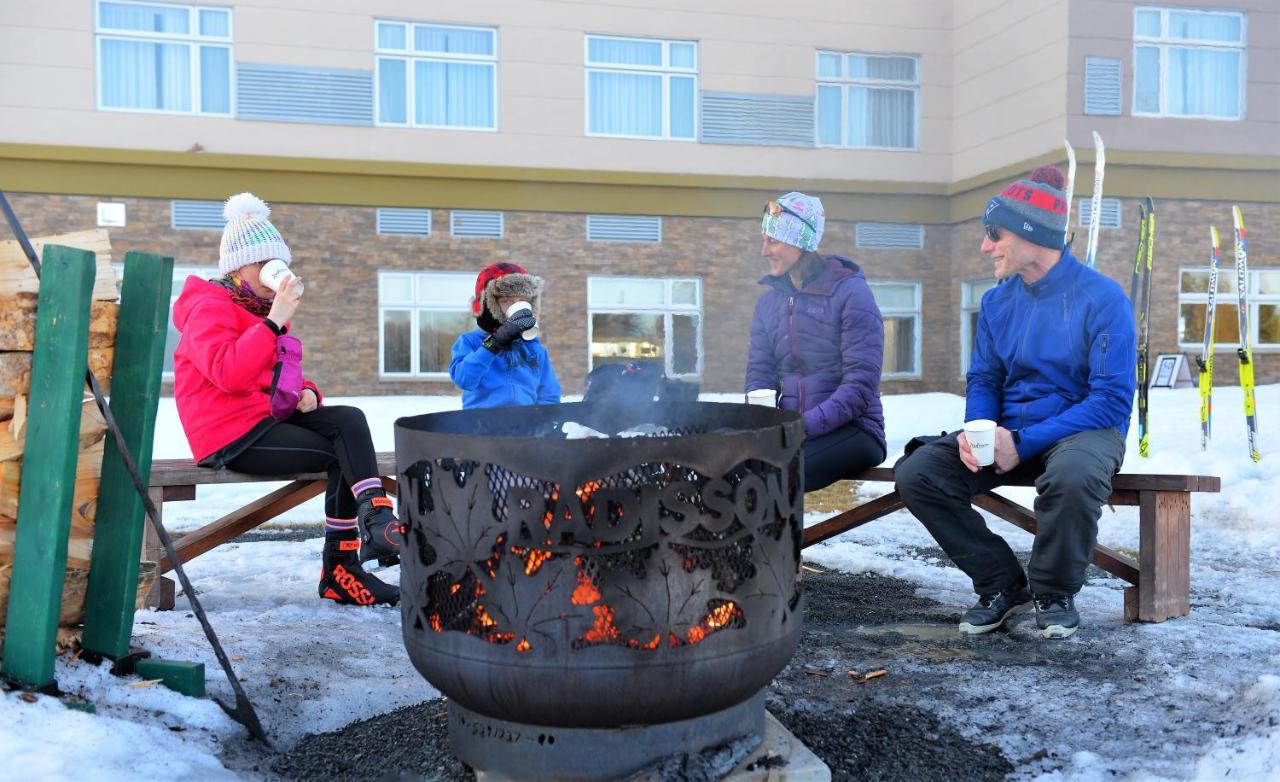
[{"xmin": 7, "ymin": 192, "xmax": 1278, "ymax": 400}]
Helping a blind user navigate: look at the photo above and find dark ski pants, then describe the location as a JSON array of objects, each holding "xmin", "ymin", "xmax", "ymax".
[
  {"xmin": 804, "ymin": 424, "xmax": 887, "ymax": 493},
  {"xmin": 226, "ymin": 405, "xmax": 380, "ymax": 520},
  {"xmin": 894, "ymin": 428, "xmax": 1126, "ymax": 597}
]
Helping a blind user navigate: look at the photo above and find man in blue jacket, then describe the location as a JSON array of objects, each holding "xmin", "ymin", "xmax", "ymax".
[{"xmin": 895, "ymin": 166, "xmax": 1136, "ymax": 639}]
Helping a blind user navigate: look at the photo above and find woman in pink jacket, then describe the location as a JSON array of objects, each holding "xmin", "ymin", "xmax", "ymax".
[{"xmin": 172, "ymin": 193, "xmax": 399, "ymax": 606}]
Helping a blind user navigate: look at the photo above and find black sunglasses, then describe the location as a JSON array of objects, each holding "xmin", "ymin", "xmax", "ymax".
[
  {"xmin": 984, "ymin": 224, "xmax": 1002, "ymax": 242},
  {"xmin": 765, "ymin": 200, "xmax": 818, "ymax": 234}
]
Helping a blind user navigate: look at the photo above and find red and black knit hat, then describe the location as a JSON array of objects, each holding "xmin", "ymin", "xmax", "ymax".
[
  {"xmin": 983, "ymin": 166, "xmax": 1069, "ymax": 250},
  {"xmin": 472, "ymin": 261, "xmax": 544, "ymax": 327}
]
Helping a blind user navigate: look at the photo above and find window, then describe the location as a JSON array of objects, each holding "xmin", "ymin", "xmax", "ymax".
[
  {"xmin": 816, "ymin": 51, "xmax": 918, "ymax": 149},
  {"xmin": 1177, "ymin": 267, "xmax": 1279, "ymax": 350},
  {"xmin": 375, "ymin": 21, "xmax": 497, "ymax": 129},
  {"xmin": 588, "ymin": 277, "xmax": 701, "ymax": 378},
  {"xmin": 95, "ymin": 1, "xmax": 232, "ymax": 115},
  {"xmin": 961, "ymin": 277, "xmax": 999, "ymax": 375},
  {"xmin": 586, "ymin": 35, "xmax": 697, "ymax": 139},
  {"xmin": 869, "ymin": 281, "xmax": 920, "ymax": 376},
  {"xmin": 1134, "ymin": 6, "xmax": 1245, "ymax": 119},
  {"xmin": 379, "ymin": 271, "xmax": 475, "ymax": 377}
]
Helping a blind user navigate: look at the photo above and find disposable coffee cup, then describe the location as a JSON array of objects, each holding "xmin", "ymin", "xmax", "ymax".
[
  {"xmin": 963, "ymin": 419, "xmax": 998, "ymax": 466},
  {"xmin": 261, "ymin": 259, "xmax": 303, "ymax": 295},
  {"xmin": 746, "ymin": 388, "xmax": 777, "ymax": 407},
  {"xmin": 504, "ymin": 300, "xmax": 539, "ymax": 341}
]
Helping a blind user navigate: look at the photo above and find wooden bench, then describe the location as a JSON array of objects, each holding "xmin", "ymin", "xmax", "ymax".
[
  {"xmin": 141, "ymin": 456, "xmax": 1219, "ymax": 623},
  {"xmin": 802, "ymin": 467, "xmax": 1221, "ymax": 623},
  {"xmin": 141, "ymin": 453, "xmax": 398, "ymax": 609}
]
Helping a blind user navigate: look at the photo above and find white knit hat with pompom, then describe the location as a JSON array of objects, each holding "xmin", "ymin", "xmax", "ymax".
[{"xmin": 218, "ymin": 193, "xmax": 292, "ymax": 275}]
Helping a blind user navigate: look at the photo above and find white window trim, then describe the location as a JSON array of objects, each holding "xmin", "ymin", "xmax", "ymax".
[
  {"xmin": 583, "ymin": 34, "xmax": 699, "ymax": 141},
  {"xmin": 373, "ymin": 20, "xmax": 499, "ymax": 131},
  {"xmin": 870, "ymin": 279, "xmax": 922, "ymax": 378},
  {"xmin": 94, "ymin": 0, "xmax": 234, "ymax": 117},
  {"xmin": 586, "ymin": 276, "xmax": 703, "ymax": 378},
  {"xmin": 813, "ymin": 49, "xmax": 920, "ymax": 151},
  {"xmin": 1177, "ymin": 266, "xmax": 1279, "ymax": 351},
  {"xmin": 1132, "ymin": 6, "xmax": 1246, "ymax": 121},
  {"xmin": 377, "ymin": 270, "xmax": 474, "ymax": 379},
  {"xmin": 960, "ymin": 277, "xmax": 998, "ymax": 377}
]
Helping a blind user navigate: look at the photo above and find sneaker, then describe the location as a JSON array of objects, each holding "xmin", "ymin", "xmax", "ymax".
[
  {"xmin": 319, "ymin": 533, "xmax": 399, "ymax": 606},
  {"xmin": 958, "ymin": 581, "xmax": 1033, "ymax": 635},
  {"xmin": 1034, "ymin": 594, "xmax": 1079, "ymax": 639}
]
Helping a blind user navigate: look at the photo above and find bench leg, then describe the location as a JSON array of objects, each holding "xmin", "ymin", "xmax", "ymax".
[
  {"xmin": 1125, "ymin": 490, "xmax": 1190, "ymax": 623},
  {"xmin": 141, "ymin": 487, "xmax": 176, "ymax": 611}
]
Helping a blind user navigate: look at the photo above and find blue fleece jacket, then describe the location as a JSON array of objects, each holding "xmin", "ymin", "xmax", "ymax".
[
  {"xmin": 966, "ymin": 250, "xmax": 1136, "ymax": 460},
  {"xmin": 449, "ymin": 329, "xmax": 562, "ymax": 409}
]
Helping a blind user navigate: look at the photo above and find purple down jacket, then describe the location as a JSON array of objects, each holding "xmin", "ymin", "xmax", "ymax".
[{"xmin": 745, "ymin": 255, "xmax": 886, "ymax": 450}]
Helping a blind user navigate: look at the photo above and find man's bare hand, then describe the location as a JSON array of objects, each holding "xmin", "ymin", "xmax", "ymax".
[
  {"xmin": 957, "ymin": 431, "xmax": 981, "ymax": 473},
  {"xmin": 993, "ymin": 426, "xmax": 1021, "ymax": 474}
]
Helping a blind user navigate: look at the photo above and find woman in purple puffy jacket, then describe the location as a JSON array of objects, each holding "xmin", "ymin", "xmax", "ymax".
[{"xmin": 746, "ymin": 192, "xmax": 887, "ymax": 491}]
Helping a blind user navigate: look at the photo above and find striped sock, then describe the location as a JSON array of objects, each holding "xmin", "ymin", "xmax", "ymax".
[
  {"xmin": 325, "ymin": 516, "xmax": 357, "ymax": 534},
  {"xmin": 351, "ymin": 477, "xmax": 382, "ymax": 498}
]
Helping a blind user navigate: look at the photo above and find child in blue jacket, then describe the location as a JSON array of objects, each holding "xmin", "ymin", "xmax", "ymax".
[{"xmin": 450, "ymin": 262, "xmax": 562, "ymax": 409}]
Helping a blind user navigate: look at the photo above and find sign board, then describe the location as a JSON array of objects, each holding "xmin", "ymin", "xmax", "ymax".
[
  {"xmin": 1151, "ymin": 353, "xmax": 1193, "ymax": 389},
  {"xmin": 97, "ymin": 202, "xmax": 126, "ymax": 228}
]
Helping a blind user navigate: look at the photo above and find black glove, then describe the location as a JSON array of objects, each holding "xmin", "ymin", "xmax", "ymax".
[{"xmin": 485, "ymin": 312, "xmax": 536, "ymax": 351}]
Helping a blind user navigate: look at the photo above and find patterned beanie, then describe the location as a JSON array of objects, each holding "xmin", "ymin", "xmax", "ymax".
[
  {"xmin": 762, "ymin": 192, "xmax": 825, "ymax": 252},
  {"xmin": 219, "ymin": 193, "xmax": 292, "ymax": 275},
  {"xmin": 983, "ymin": 166, "xmax": 1068, "ymax": 250}
]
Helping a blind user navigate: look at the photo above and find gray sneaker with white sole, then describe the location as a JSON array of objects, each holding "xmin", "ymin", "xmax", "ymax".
[
  {"xmin": 1034, "ymin": 594, "xmax": 1080, "ymax": 639},
  {"xmin": 958, "ymin": 583, "xmax": 1034, "ymax": 634}
]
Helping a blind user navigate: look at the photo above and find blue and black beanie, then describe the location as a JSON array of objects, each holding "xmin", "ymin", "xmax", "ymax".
[{"xmin": 983, "ymin": 166, "xmax": 1069, "ymax": 250}]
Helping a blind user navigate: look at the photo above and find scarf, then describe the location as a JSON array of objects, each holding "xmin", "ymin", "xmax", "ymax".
[{"xmin": 215, "ymin": 273, "xmax": 273, "ymax": 318}]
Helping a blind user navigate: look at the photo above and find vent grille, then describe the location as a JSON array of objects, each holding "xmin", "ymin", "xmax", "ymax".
[
  {"xmin": 451, "ymin": 211, "xmax": 504, "ymax": 238},
  {"xmin": 377, "ymin": 208, "xmax": 432, "ymax": 236},
  {"xmin": 586, "ymin": 215, "xmax": 662, "ymax": 243},
  {"xmin": 1083, "ymin": 57, "xmax": 1122, "ymax": 116},
  {"xmin": 855, "ymin": 223, "xmax": 925, "ymax": 249},
  {"xmin": 236, "ymin": 63, "xmax": 373, "ymax": 125},
  {"xmin": 700, "ymin": 92, "xmax": 814, "ymax": 147},
  {"xmin": 171, "ymin": 200, "xmax": 225, "ymax": 230},
  {"xmin": 1077, "ymin": 197, "xmax": 1122, "ymax": 229}
]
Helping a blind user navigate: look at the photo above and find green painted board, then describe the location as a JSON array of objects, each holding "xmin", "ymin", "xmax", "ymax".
[
  {"xmin": 82, "ymin": 252, "xmax": 174, "ymax": 659},
  {"xmin": 0, "ymin": 245, "xmax": 95, "ymax": 688},
  {"xmin": 135, "ymin": 658, "xmax": 205, "ymax": 698}
]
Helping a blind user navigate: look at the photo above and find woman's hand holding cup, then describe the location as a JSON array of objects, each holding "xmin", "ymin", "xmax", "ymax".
[{"xmin": 267, "ymin": 273, "xmax": 303, "ymax": 325}]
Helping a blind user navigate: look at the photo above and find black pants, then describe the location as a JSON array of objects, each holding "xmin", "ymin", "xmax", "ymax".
[
  {"xmin": 894, "ymin": 428, "xmax": 1126, "ymax": 596},
  {"xmin": 225, "ymin": 405, "xmax": 380, "ymax": 520},
  {"xmin": 804, "ymin": 424, "xmax": 886, "ymax": 492}
]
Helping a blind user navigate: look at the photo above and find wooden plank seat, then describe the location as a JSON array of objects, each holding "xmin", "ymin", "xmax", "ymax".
[
  {"xmin": 140, "ymin": 453, "xmax": 398, "ymax": 609},
  {"xmin": 802, "ymin": 466, "xmax": 1221, "ymax": 623}
]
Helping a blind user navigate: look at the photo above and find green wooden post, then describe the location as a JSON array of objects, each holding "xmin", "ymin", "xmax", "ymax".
[
  {"xmin": 82, "ymin": 252, "xmax": 173, "ymax": 659},
  {"xmin": 0, "ymin": 245, "xmax": 95, "ymax": 688}
]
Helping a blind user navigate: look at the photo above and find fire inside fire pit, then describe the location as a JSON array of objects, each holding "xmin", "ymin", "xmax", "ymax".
[{"xmin": 395, "ymin": 401, "xmax": 805, "ymax": 780}]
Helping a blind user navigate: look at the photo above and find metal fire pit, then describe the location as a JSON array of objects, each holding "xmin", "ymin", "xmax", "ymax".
[{"xmin": 395, "ymin": 401, "xmax": 805, "ymax": 780}]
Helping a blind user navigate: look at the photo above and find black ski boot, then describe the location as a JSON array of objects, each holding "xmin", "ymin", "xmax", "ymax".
[
  {"xmin": 356, "ymin": 487, "xmax": 404, "ymax": 566},
  {"xmin": 319, "ymin": 530, "xmax": 398, "ymax": 606}
]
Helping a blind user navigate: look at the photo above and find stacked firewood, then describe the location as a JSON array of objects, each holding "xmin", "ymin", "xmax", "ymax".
[{"xmin": 0, "ymin": 230, "xmax": 152, "ymax": 647}]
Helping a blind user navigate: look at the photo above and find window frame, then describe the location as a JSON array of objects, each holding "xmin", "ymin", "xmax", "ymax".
[
  {"xmin": 586, "ymin": 276, "xmax": 703, "ymax": 378},
  {"xmin": 583, "ymin": 34, "xmax": 699, "ymax": 141},
  {"xmin": 960, "ymin": 277, "xmax": 998, "ymax": 377},
  {"xmin": 1131, "ymin": 6, "xmax": 1246, "ymax": 121},
  {"xmin": 869, "ymin": 279, "xmax": 922, "ymax": 378},
  {"xmin": 373, "ymin": 20, "xmax": 499, "ymax": 131},
  {"xmin": 814, "ymin": 49, "xmax": 920, "ymax": 151},
  {"xmin": 94, "ymin": 0, "xmax": 234, "ymax": 117},
  {"xmin": 1177, "ymin": 265, "xmax": 1279, "ymax": 351},
  {"xmin": 377, "ymin": 270, "xmax": 476, "ymax": 380}
]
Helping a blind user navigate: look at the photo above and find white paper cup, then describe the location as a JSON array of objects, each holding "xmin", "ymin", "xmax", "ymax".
[
  {"xmin": 963, "ymin": 419, "xmax": 998, "ymax": 466},
  {"xmin": 746, "ymin": 388, "xmax": 777, "ymax": 407},
  {"xmin": 260, "ymin": 259, "xmax": 303, "ymax": 295},
  {"xmin": 504, "ymin": 300, "xmax": 539, "ymax": 341}
]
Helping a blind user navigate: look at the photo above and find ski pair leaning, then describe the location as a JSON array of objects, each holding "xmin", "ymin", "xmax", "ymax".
[{"xmin": 1130, "ymin": 199, "xmax": 1155, "ymax": 458}]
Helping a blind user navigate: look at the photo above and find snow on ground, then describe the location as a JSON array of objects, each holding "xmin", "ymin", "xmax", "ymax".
[{"xmin": 2, "ymin": 385, "xmax": 1278, "ymax": 781}]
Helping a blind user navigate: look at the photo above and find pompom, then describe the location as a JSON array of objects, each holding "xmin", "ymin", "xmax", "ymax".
[
  {"xmin": 223, "ymin": 192, "xmax": 270, "ymax": 222},
  {"xmin": 1029, "ymin": 166, "xmax": 1065, "ymax": 190}
]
